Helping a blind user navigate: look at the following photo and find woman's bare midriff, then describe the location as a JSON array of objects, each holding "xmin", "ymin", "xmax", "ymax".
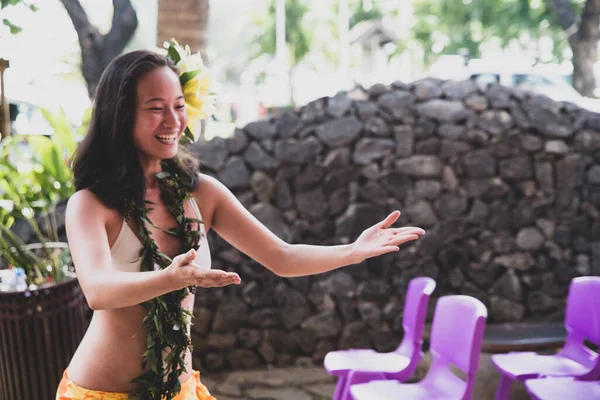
[{"xmin": 66, "ymin": 293, "xmax": 195, "ymax": 392}]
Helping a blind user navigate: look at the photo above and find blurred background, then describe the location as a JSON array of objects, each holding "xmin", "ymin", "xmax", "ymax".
[
  {"xmin": 3, "ymin": 0, "xmax": 600, "ymax": 141},
  {"xmin": 3, "ymin": 3, "xmax": 600, "ymax": 399}
]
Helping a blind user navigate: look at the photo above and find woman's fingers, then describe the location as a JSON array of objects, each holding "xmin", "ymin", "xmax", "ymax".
[
  {"xmin": 389, "ymin": 227, "xmax": 425, "ymax": 235},
  {"xmin": 174, "ymin": 249, "xmax": 197, "ymax": 267},
  {"xmin": 192, "ymin": 268, "xmax": 240, "ymax": 287},
  {"xmin": 377, "ymin": 211, "xmax": 401, "ymax": 229},
  {"xmin": 389, "ymin": 233, "xmax": 421, "ymax": 246}
]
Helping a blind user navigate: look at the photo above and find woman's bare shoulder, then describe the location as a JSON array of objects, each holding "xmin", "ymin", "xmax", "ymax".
[
  {"xmin": 193, "ymin": 173, "xmax": 222, "ymax": 194},
  {"xmin": 191, "ymin": 173, "xmax": 226, "ymax": 229},
  {"xmin": 66, "ymin": 189, "xmax": 114, "ymax": 221}
]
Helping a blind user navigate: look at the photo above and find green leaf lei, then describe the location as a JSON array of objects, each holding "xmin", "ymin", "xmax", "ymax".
[{"xmin": 125, "ymin": 159, "xmax": 203, "ymax": 399}]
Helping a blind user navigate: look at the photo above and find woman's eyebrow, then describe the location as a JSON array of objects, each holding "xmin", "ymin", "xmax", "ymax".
[
  {"xmin": 143, "ymin": 95, "xmax": 184, "ymax": 104},
  {"xmin": 144, "ymin": 97, "xmax": 164, "ymax": 104}
]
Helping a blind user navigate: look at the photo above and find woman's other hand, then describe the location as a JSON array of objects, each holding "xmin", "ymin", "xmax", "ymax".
[
  {"xmin": 351, "ymin": 210, "xmax": 425, "ymax": 264},
  {"xmin": 166, "ymin": 249, "xmax": 241, "ymax": 290}
]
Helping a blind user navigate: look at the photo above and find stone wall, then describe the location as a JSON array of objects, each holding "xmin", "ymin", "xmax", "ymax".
[
  {"xmin": 187, "ymin": 78, "xmax": 600, "ymax": 371},
  {"xmin": 13, "ymin": 79, "xmax": 600, "ymax": 372}
]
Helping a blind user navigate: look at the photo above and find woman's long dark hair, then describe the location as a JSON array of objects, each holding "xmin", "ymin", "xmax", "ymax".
[{"xmin": 72, "ymin": 50, "xmax": 199, "ymax": 212}]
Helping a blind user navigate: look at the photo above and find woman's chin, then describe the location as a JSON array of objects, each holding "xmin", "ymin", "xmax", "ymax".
[{"xmin": 157, "ymin": 143, "xmax": 179, "ymax": 158}]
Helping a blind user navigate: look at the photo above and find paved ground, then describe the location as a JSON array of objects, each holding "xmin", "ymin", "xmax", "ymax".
[
  {"xmin": 202, "ymin": 366, "xmax": 337, "ymax": 400},
  {"xmin": 200, "ymin": 353, "xmax": 533, "ymax": 400}
]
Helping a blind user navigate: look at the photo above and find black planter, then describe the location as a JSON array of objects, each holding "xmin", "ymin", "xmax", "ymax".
[{"xmin": 0, "ymin": 276, "xmax": 89, "ymax": 400}]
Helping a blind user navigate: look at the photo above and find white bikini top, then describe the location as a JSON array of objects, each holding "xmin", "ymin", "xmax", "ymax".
[{"xmin": 109, "ymin": 199, "xmax": 211, "ymax": 272}]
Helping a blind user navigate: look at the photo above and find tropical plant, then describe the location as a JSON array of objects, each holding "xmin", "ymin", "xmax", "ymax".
[
  {"xmin": 0, "ymin": 106, "xmax": 88, "ymax": 287},
  {"xmin": 3, "ymin": 107, "xmax": 88, "ymax": 209}
]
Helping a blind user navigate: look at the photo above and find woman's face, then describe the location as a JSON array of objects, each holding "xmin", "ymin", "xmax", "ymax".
[{"xmin": 132, "ymin": 66, "xmax": 188, "ymax": 162}]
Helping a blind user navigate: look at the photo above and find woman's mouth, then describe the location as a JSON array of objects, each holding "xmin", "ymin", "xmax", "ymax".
[{"xmin": 155, "ymin": 134, "xmax": 178, "ymax": 145}]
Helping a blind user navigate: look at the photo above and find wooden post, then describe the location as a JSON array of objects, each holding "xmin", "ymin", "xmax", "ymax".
[{"xmin": 0, "ymin": 58, "xmax": 9, "ymax": 139}]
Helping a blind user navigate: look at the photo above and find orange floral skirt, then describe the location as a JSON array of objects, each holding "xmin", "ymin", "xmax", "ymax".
[{"xmin": 56, "ymin": 370, "xmax": 216, "ymax": 400}]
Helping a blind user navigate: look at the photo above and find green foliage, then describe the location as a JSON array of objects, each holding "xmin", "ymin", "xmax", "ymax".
[
  {"xmin": 0, "ymin": 224, "xmax": 70, "ymax": 286},
  {"xmin": 1, "ymin": 0, "xmax": 38, "ymax": 35},
  {"xmin": 412, "ymin": 0, "xmax": 585, "ymax": 64},
  {"xmin": 2, "ymin": 18, "xmax": 22, "ymax": 34},
  {"xmin": 0, "ymin": 107, "xmax": 80, "ymax": 215},
  {"xmin": 349, "ymin": 0, "xmax": 383, "ymax": 28},
  {"xmin": 0, "ymin": 0, "xmax": 24, "ymax": 8},
  {"xmin": 0, "ymin": 107, "xmax": 88, "ymax": 286},
  {"xmin": 254, "ymin": 0, "xmax": 313, "ymax": 67}
]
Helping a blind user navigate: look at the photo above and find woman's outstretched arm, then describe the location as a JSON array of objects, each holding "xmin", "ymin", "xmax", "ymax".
[{"xmin": 196, "ymin": 174, "xmax": 425, "ymax": 278}]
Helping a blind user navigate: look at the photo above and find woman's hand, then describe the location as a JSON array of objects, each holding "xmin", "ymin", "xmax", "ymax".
[
  {"xmin": 166, "ymin": 249, "xmax": 241, "ymax": 290},
  {"xmin": 351, "ymin": 210, "xmax": 425, "ymax": 264}
]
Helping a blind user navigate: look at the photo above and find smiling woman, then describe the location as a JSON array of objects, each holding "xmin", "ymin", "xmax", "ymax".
[
  {"xmin": 57, "ymin": 43, "xmax": 425, "ymax": 400},
  {"xmin": 61, "ymin": 48, "xmax": 223, "ymax": 400}
]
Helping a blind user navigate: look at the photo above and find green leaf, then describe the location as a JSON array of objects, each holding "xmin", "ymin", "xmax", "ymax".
[
  {"xmin": 179, "ymin": 127, "xmax": 194, "ymax": 145},
  {"xmin": 161, "ymin": 229, "xmax": 179, "ymax": 238},
  {"xmin": 77, "ymin": 107, "xmax": 92, "ymax": 137},
  {"xmin": 179, "ymin": 69, "xmax": 201, "ymax": 87},
  {"xmin": 2, "ymin": 19, "xmax": 22, "ymax": 34},
  {"xmin": 27, "ymin": 135, "xmax": 58, "ymax": 177},
  {"xmin": 41, "ymin": 107, "xmax": 77, "ymax": 156},
  {"xmin": 166, "ymin": 45, "xmax": 181, "ymax": 64},
  {"xmin": 156, "ymin": 250, "xmax": 173, "ymax": 263}
]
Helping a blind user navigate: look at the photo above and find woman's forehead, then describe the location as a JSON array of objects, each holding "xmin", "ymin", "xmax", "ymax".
[{"xmin": 137, "ymin": 67, "xmax": 182, "ymax": 99}]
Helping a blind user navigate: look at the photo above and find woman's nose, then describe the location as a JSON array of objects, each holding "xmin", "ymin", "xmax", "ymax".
[{"xmin": 163, "ymin": 108, "xmax": 180, "ymax": 129}]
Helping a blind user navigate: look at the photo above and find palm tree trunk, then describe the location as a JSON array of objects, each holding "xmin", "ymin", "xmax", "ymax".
[{"xmin": 157, "ymin": 0, "xmax": 210, "ymax": 62}]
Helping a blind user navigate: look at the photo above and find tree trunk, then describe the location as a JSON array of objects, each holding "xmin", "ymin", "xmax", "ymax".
[
  {"xmin": 288, "ymin": 67, "xmax": 295, "ymax": 107},
  {"xmin": 60, "ymin": 0, "xmax": 138, "ymax": 99},
  {"xmin": 551, "ymin": 0, "xmax": 600, "ymax": 97},
  {"xmin": 571, "ymin": 40, "xmax": 597, "ymax": 96},
  {"xmin": 157, "ymin": 0, "xmax": 210, "ymax": 62}
]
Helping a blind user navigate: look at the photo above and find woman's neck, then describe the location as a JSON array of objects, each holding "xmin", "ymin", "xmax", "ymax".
[{"xmin": 140, "ymin": 157, "xmax": 162, "ymax": 189}]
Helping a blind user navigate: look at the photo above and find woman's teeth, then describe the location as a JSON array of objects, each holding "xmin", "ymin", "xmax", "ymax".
[{"xmin": 156, "ymin": 135, "xmax": 177, "ymax": 144}]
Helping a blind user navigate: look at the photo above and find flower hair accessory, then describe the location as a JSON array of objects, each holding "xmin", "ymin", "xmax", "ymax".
[{"xmin": 164, "ymin": 39, "xmax": 217, "ymax": 144}]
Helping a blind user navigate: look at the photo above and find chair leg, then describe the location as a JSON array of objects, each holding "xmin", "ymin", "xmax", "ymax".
[
  {"xmin": 340, "ymin": 370, "xmax": 386, "ymax": 400},
  {"xmin": 494, "ymin": 374, "xmax": 513, "ymax": 400},
  {"xmin": 332, "ymin": 376, "xmax": 346, "ymax": 400}
]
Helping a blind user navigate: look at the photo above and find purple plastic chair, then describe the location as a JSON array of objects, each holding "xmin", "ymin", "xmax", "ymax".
[
  {"xmin": 350, "ymin": 295, "xmax": 488, "ymax": 400},
  {"xmin": 525, "ymin": 377, "xmax": 600, "ymax": 399},
  {"xmin": 323, "ymin": 277, "xmax": 436, "ymax": 400},
  {"xmin": 491, "ymin": 276, "xmax": 600, "ymax": 400}
]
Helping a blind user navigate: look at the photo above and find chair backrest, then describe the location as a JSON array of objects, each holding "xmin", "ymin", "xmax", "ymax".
[
  {"xmin": 565, "ymin": 276, "xmax": 600, "ymax": 347},
  {"xmin": 561, "ymin": 276, "xmax": 600, "ymax": 378},
  {"xmin": 428, "ymin": 295, "xmax": 487, "ymax": 385},
  {"xmin": 397, "ymin": 277, "xmax": 436, "ymax": 356}
]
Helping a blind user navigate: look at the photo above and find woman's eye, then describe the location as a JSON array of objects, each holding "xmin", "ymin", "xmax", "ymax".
[
  {"xmin": 149, "ymin": 107, "xmax": 162, "ymax": 111},
  {"xmin": 176, "ymin": 105, "xmax": 186, "ymax": 110}
]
